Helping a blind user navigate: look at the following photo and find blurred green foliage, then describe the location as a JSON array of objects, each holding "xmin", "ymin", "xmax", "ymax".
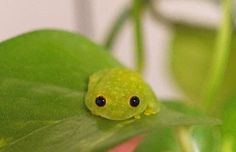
[{"xmin": 170, "ymin": 24, "xmax": 236, "ymax": 112}]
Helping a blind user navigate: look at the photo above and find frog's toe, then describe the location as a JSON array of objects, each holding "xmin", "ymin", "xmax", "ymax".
[{"xmin": 144, "ymin": 108, "xmax": 157, "ymax": 116}]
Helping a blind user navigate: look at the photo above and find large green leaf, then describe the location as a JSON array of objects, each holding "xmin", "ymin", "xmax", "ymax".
[
  {"xmin": 0, "ymin": 30, "xmax": 220, "ymax": 151},
  {"xmin": 0, "ymin": 29, "xmax": 121, "ymax": 148},
  {"xmin": 1, "ymin": 105, "xmax": 220, "ymax": 152},
  {"xmin": 170, "ymin": 24, "xmax": 236, "ymax": 109}
]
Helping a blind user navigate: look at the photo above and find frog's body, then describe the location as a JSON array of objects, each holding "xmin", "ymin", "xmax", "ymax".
[{"xmin": 85, "ymin": 68, "xmax": 160, "ymax": 120}]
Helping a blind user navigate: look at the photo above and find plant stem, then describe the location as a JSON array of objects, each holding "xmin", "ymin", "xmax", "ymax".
[
  {"xmin": 203, "ymin": 0, "xmax": 233, "ymax": 110},
  {"xmin": 175, "ymin": 127, "xmax": 194, "ymax": 152},
  {"xmin": 104, "ymin": 8, "xmax": 131, "ymax": 50},
  {"xmin": 133, "ymin": 0, "xmax": 145, "ymax": 73}
]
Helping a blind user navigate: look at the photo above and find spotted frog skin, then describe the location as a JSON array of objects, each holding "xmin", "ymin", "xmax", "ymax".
[{"xmin": 85, "ymin": 68, "xmax": 160, "ymax": 120}]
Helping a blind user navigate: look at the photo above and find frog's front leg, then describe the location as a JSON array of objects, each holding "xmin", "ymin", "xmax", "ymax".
[{"xmin": 144, "ymin": 102, "xmax": 159, "ymax": 116}]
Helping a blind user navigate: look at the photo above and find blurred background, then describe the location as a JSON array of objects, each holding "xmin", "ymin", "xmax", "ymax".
[{"xmin": 0, "ymin": 0, "xmax": 226, "ymax": 100}]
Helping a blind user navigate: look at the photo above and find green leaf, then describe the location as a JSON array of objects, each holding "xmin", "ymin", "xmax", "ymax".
[
  {"xmin": 0, "ymin": 29, "xmax": 121, "ymax": 148},
  {"xmin": 192, "ymin": 126, "xmax": 222, "ymax": 152},
  {"xmin": 0, "ymin": 30, "xmax": 220, "ymax": 151},
  {"xmin": 1, "ymin": 105, "xmax": 220, "ymax": 152},
  {"xmin": 137, "ymin": 101, "xmax": 220, "ymax": 152},
  {"xmin": 191, "ymin": 93, "xmax": 236, "ymax": 152},
  {"xmin": 163, "ymin": 101, "xmax": 203, "ymax": 116},
  {"xmin": 164, "ymin": 102, "xmax": 222, "ymax": 152},
  {"xmin": 165, "ymin": 102, "xmax": 222, "ymax": 152},
  {"xmin": 170, "ymin": 24, "xmax": 236, "ymax": 109},
  {"xmin": 136, "ymin": 129, "xmax": 181, "ymax": 152}
]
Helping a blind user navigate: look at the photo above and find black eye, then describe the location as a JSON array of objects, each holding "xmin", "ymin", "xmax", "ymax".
[
  {"xmin": 130, "ymin": 96, "xmax": 140, "ymax": 107},
  {"xmin": 95, "ymin": 96, "xmax": 106, "ymax": 107}
]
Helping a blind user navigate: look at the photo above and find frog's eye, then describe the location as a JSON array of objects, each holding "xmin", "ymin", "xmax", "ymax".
[
  {"xmin": 129, "ymin": 96, "xmax": 140, "ymax": 107},
  {"xmin": 95, "ymin": 96, "xmax": 106, "ymax": 107}
]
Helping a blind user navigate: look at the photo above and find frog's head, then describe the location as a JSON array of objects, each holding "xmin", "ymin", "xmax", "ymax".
[{"xmin": 85, "ymin": 68, "xmax": 153, "ymax": 120}]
